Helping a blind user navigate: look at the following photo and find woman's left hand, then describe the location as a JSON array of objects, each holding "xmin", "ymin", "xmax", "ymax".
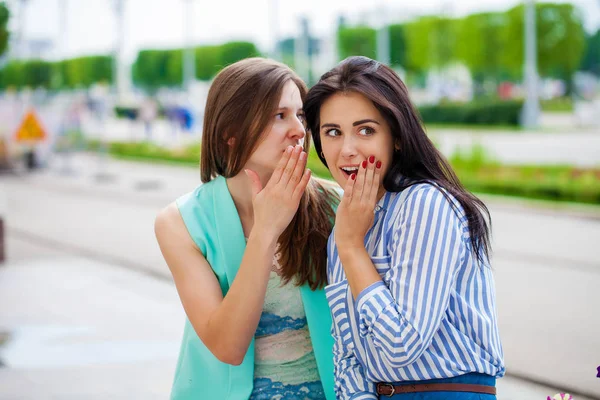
[{"xmin": 335, "ymin": 156, "xmax": 383, "ymax": 248}]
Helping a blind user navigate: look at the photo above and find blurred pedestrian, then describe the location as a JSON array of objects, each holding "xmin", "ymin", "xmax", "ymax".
[
  {"xmin": 139, "ymin": 97, "xmax": 158, "ymax": 140},
  {"xmin": 304, "ymin": 56, "xmax": 505, "ymax": 399},
  {"xmin": 154, "ymin": 58, "xmax": 339, "ymax": 400}
]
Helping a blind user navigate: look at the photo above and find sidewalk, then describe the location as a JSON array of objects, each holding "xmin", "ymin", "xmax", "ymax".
[{"xmin": 1, "ymin": 235, "xmax": 596, "ymax": 400}]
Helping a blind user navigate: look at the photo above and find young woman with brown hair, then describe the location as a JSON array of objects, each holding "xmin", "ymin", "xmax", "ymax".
[{"xmin": 155, "ymin": 58, "xmax": 338, "ymax": 400}]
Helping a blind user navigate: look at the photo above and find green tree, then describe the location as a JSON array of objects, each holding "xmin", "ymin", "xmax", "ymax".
[
  {"xmin": 456, "ymin": 12, "xmax": 508, "ymax": 83},
  {"xmin": 0, "ymin": 1, "xmax": 9, "ymax": 57},
  {"xmin": 0, "ymin": 60, "xmax": 24, "ymax": 88},
  {"xmin": 23, "ymin": 60, "xmax": 52, "ymax": 88},
  {"xmin": 581, "ymin": 29, "xmax": 600, "ymax": 76},
  {"xmin": 388, "ymin": 24, "xmax": 407, "ymax": 68},
  {"xmin": 219, "ymin": 41, "xmax": 260, "ymax": 67},
  {"xmin": 502, "ymin": 3, "xmax": 586, "ymax": 91},
  {"xmin": 337, "ymin": 26, "xmax": 377, "ymax": 60},
  {"xmin": 195, "ymin": 45, "xmax": 222, "ymax": 81},
  {"xmin": 132, "ymin": 49, "xmax": 182, "ymax": 89},
  {"xmin": 404, "ymin": 16, "xmax": 458, "ymax": 73}
]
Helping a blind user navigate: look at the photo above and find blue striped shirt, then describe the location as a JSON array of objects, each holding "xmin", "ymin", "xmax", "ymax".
[{"xmin": 325, "ymin": 183, "xmax": 505, "ymax": 399}]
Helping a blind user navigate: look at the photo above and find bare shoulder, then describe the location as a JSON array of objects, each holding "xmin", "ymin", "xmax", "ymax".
[{"xmin": 154, "ymin": 202, "xmax": 197, "ymax": 251}]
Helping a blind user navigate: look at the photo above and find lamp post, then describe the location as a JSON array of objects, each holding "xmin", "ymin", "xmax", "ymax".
[
  {"xmin": 182, "ymin": 0, "xmax": 195, "ymax": 92},
  {"xmin": 112, "ymin": 0, "xmax": 126, "ymax": 103},
  {"xmin": 268, "ymin": 0, "xmax": 280, "ymax": 61},
  {"xmin": 375, "ymin": 4, "xmax": 390, "ymax": 65},
  {"xmin": 521, "ymin": 0, "xmax": 540, "ymax": 128}
]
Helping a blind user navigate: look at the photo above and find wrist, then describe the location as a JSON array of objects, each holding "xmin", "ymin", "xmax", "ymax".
[
  {"xmin": 336, "ymin": 243, "xmax": 367, "ymax": 262},
  {"xmin": 247, "ymin": 227, "xmax": 279, "ymax": 251}
]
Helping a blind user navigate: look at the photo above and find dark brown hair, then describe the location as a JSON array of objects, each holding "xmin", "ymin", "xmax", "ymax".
[
  {"xmin": 201, "ymin": 57, "xmax": 338, "ymax": 289},
  {"xmin": 304, "ymin": 56, "xmax": 491, "ymax": 265}
]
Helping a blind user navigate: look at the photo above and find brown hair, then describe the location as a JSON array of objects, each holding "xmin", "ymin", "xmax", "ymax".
[
  {"xmin": 201, "ymin": 57, "xmax": 338, "ymax": 289},
  {"xmin": 304, "ymin": 56, "xmax": 491, "ymax": 265}
]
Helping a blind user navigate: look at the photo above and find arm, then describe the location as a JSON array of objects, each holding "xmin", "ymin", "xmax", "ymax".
[
  {"xmin": 327, "ymin": 261, "xmax": 377, "ymax": 400},
  {"xmin": 331, "ymin": 325, "xmax": 377, "ymax": 400},
  {"xmin": 155, "ymin": 203, "xmax": 276, "ymax": 365},
  {"xmin": 155, "ymin": 145, "xmax": 311, "ymax": 365},
  {"xmin": 356, "ymin": 185, "xmax": 465, "ymax": 370}
]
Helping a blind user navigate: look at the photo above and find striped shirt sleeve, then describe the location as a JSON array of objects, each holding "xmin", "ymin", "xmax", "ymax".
[
  {"xmin": 327, "ymin": 244, "xmax": 377, "ymax": 400},
  {"xmin": 331, "ymin": 325, "xmax": 378, "ymax": 400},
  {"xmin": 355, "ymin": 184, "xmax": 466, "ymax": 371}
]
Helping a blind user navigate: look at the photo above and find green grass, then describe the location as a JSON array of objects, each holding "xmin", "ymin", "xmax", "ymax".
[
  {"xmin": 540, "ymin": 97, "xmax": 574, "ymax": 113},
  {"xmin": 90, "ymin": 140, "xmax": 600, "ymax": 205},
  {"xmin": 425, "ymin": 123, "xmax": 523, "ymax": 132}
]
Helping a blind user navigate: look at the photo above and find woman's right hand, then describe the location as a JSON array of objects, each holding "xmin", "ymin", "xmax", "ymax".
[{"xmin": 245, "ymin": 144, "xmax": 311, "ymax": 240}]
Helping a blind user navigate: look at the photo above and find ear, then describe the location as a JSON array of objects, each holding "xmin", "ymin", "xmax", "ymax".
[
  {"xmin": 394, "ymin": 141, "xmax": 400, "ymax": 151},
  {"xmin": 227, "ymin": 137, "xmax": 235, "ymax": 147}
]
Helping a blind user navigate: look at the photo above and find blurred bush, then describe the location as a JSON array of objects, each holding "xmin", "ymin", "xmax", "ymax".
[
  {"xmin": 89, "ymin": 140, "xmax": 599, "ymax": 205},
  {"xmin": 418, "ymin": 100, "xmax": 523, "ymax": 126},
  {"xmin": 132, "ymin": 41, "xmax": 260, "ymax": 90},
  {"xmin": 451, "ymin": 145, "xmax": 600, "ymax": 204},
  {"xmin": 0, "ymin": 55, "xmax": 113, "ymax": 90},
  {"xmin": 540, "ymin": 97, "xmax": 574, "ymax": 112}
]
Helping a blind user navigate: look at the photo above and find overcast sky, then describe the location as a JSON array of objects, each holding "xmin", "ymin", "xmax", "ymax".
[{"xmin": 10, "ymin": 0, "xmax": 600, "ymax": 62}]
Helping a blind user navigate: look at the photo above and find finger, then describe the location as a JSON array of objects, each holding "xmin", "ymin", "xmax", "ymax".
[
  {"xmin": 354, "ymin": 159, "xmax": 368, "ymax": 202},
  {"xmin": 292, "ymin": 168, "xmax": 311, "ymax": 202},
  {"xmin": 287, "ymin": 150, "xmax": 307, "ymax": 190},
  {"xmin": 269, "ymin": 145, "xmax": 294, "ymax": 186},
  {"xmin": 342, "ymin": 171, "xmax": 357, "ymax": 204},
  {"xmin": 244, "ymin": 169, "xmax": 262, "ymax": 200},
  {"xmin": 363, "ymin": 155, "xmax": 376, "ymax": 203},
  {"xmin": 370, "ymin": 160, "xmax": 383, "ymax": 204},
  {"xmin": 279, "ymin": 145, "xmax": 302, "ymax": 187}
]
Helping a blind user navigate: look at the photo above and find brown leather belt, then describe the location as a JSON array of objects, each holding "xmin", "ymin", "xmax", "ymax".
[{"xmin": 376, "ymin": 382, "xmax": 496, "ymax": 396}]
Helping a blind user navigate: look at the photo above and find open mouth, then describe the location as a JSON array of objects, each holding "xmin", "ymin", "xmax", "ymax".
[{"xmin": 340, "ymin": 166, "xmax": 359, "ymax": 179}]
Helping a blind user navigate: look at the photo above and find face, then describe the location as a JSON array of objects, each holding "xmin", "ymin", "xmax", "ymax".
[
  {"xmin": 319, "ymin": 91, "xmax": 395, "ymax": 196},
  {"xmin": 245, "ymin": 79, "xmax": 306, "ymax": 175}
]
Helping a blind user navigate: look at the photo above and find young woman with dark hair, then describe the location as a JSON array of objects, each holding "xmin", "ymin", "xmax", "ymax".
[{"xmin": 304, "ymin": 56, "xmax": 505, "ymax": 399}]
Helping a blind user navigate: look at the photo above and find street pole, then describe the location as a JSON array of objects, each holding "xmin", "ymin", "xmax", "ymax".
[
  {"xmin": 269, "ymin": 0, "xmax": 280, "ymax": 61},
  {"xmin": 294, "ymin": 16, "xmax": 310, "ymax": 84},
  {"xmin": 112, "ymin": 0, "xmax": 126, "ymax": 103},
  {"xmin": 376, "ymin": 4, "xmax": 390, "ymax": 65},
  {"xmin": 521, "ymin": 0, "xmax": 540, "ymax": 129},
  {"xmin": 183, "ymin": 0, "xmax": 195, "ymax": 92}
]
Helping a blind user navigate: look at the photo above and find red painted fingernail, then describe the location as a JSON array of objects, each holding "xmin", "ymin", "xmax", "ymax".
[
  {"xmin": 351, "ymin": 173, "xmax": 356, "ymax": 180},
  {"xmin": 361, "ymin": 160, "xmax": 367, "ymax": 168},
  {"xmin": 376, "ymin": 161, "xmax": 382, "ymax": 169},
  {"xmin": 369, "ymin": 156, "xmax": 375, "ymax": 163}
]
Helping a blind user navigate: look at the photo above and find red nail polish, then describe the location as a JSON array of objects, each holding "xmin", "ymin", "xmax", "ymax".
[
  {"xmin": 361, "ymin": 160, "xmax": 367, "ymax": 168},
  {"xmin": 351, "ymin": 173, "xmax": 356, "ymax": 180},
  {"xmin": 369, "ymin": 156, "xmax": 375, "ymax": 163},
  {"xmin": 376, "ymin": 161, "xmax": 382, "ymax": 169}
]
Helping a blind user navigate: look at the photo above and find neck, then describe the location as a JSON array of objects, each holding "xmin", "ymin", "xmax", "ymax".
[{"xmin": 226, "ymin": 169, "xmax": 272, "ymax": 220}]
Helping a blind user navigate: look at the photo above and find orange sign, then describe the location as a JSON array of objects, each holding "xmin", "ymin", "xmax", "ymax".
[{"xmin": 14, "ymin": 110, "xmax": 47, "ymax": 143}]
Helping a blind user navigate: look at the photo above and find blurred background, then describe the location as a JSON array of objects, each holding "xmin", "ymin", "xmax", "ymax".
[{"xmin": 0, "ymin": 0, "xmax": 599, "ymax": 399}]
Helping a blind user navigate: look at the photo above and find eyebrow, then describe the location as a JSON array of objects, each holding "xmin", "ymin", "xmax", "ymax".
[
  {"xmin": 320, "ymin": 119, "xmax": 380, "ymax": 129},
  {"xmin": 353, "ymin": 119, "xmax": 380, "ymax": 126},
  {"xmin": 277, "ymin": 106, "xmax": 303, "ymax": 111}
]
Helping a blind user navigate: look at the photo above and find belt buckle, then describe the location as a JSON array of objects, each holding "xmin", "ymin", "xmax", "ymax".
[{"xmin": 378, "ymin": 383, "xmax": 396, "ymax": 397}]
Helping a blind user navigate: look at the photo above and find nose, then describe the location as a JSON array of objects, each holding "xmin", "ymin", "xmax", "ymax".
[
  {"xmin": 340, "ymin": 135, "xmax": 358, "ymax": 159},
  {"xmin": 287, "ymin": 115, "xmax": 306, "ymax": 141}
]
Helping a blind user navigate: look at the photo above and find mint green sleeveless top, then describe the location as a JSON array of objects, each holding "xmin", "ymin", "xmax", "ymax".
[{"xmin": 171, "ymin": 176, "xmax": 336, "ymax": 400}]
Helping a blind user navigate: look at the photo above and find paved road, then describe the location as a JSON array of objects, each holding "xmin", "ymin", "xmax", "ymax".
[
  {"xmin": 3, "ymin": 235, "xmax": 595, "ymax": 399},
  {"xmin": 1, "ymin": 154, "xmax": 599, "ymax": 398}
]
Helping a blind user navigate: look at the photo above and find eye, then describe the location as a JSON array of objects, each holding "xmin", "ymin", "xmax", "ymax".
[
  {"xmin": 323, "ymin": 128, "xmax": 340, "ymax": 137},
  {"xmin": 297, "ymin": 113, "xmax": 306, "ymax": 123},
  {"xmin": 358, "ymin": 126, "xmax": 375, "ymax": 136},
  {"xmin": 275, "ymin": 112, "xmax": 285, "ymax": 120}
]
